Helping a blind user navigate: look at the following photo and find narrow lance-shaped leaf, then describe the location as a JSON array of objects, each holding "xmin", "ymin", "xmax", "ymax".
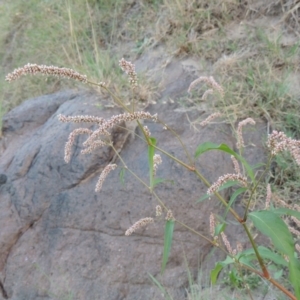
[
  {"xmin": 211, "ymin": 256, "xmax": 234, "ymax": 284},
  {"xmin": 119, "ymin": 168, "xmax": 126, "ymax": 186},
  {"xmin": 148, "ymin": 137, "xmax": 157, "ymax": 189},
  {"xmin": 210, "ymin": 263, "xmax": 223, "ymax": 285},
  {"xmin": 161, "ymin": 220, "xmax": 174, "ymax": 274},
  {"xmin": 153, "ymin": 178, "xmax": 173, "ymax": 187},
  {"xmin": 194, "ymin": 142, "xmax": 254, "ymax": 181},
  {"xmin": 223, "ymin": 187, "xmax": 247, "ymax": 219},
  {"xmin": 214, "ymin": 223, "xmax": 226, "ymax": 236},
  {"xmin": 238, "ymin": 246, "xmax": 288, "ymax": 267}
]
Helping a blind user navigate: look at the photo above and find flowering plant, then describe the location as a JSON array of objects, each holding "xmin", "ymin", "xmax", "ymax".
[{"xmin": 6, "ymin": 59, "xmax": 300, "ymax": 299}]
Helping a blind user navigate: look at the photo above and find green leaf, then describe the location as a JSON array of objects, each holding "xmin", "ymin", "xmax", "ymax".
[
  {"xmin": 210, "ymin": 263, "xmax": 223, "ymax": 284},
  {"xmin": 289, "ymin": 256, "xmax": 300, "ymax": 299},
  {"xmin": 148, "ymin": 137, "xmax": 157, "ymax": 189},
  {"xmin": 214, "ymin": 223, "xmax": 226, "ymax": 236},
  {"xmin": 211, "ymin": 256, "xmax": 234, "ymax": 284},
  {"xmin": 223, "ymin": 187, "xmax": 247, "ymax": 219},
  {"xmin": 194, "ymin": 142, "xmax": 254, "ymax": 181},
  {"xmin": 161, "ymin": 220, "xmax": 174, "ymax": 274},
  {"xmin": 153, "ymin": 178, "xmax": 173, "ymax": 187},
  {"xmin": 197, "ymin": 193, "xmax": 211, "ymax": 202},
  {"xmin": 119, "ymin": 168, "xmax": 126, "ymax": 186},
  {"xmin": 250, "ymin": 211, "xmax": 300, "ymax": 297},
  {"xmin": 238, "ymin": 255, "xmax": 255, "ymax": 269},
  {"xmin": 273, "ymin": 269, "xmax": 283, "ymax": 280},
  {"xmin": 238, "ymin": 246, "xmax": 288, "ymax": 267},
  {"xmin": 248, "ymin": 211, "xmax": 294, "ymax": 257},
  {"xmin": 153, "ymin": 177, "xmax": 165, "ymax": 187},
  {"xmin": 271, "ymin": 207, "xmax": 300, "ymax": 220}
]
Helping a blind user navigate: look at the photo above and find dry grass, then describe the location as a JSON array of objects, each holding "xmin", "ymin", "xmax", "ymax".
[{"xmin": 1, "ymin": 0, "xmax": 299, "ymax": 113}]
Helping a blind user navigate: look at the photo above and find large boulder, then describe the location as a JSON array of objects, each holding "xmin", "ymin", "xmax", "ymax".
[{"xmin": 0, "ymin": 88, "xmax": 262, "ymax": 300}]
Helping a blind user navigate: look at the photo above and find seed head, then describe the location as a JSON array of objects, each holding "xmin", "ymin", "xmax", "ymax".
[
  {"xmin": 188, "ymin": 76, "xmax": 224, "ymax": 97},
  {"xmin": 84, "ymin": 111, "xmax": 157, "ymax": 147},
  {"xmin": 165, "ymin": 210, "xmax": 174, "ymax": 221},
  {"xmin": 267, "ymin": 130, "xmax": 300, "ymax": 165},
  {"xmin": 202, "ymin": 89, "xmax": 214, "ymax": 100},
  {"xmin": 64, "ymin": 128, "xmax": 92, "ymax": 163},
  {"xmin": 207, "ymin": 173, "xmax": 247, "ymax": 195},
  {"xmin": 200, "ymin": 112, "xmax": 222, "ymax": 127},
  {"xmin": 95, "ymin": 164, "xmax": 117, "ymax": 192},
  {"xmin": 58, "ymin": 114, "xmax": 104, "ymax": 125},
  {"xmin": 143, "ymin": 126, "xmax": 151, "ymax": 137},
  {"xmin": 81, "ymin": 140, "xmax": 107, "ymax": 154},
  {"xmin": 231, "ymin": 155, "xmax": 240, "ymax": 174},
  {"xmin": 6, "ymin": 63, "xmax": 87, "ymax": 83},
  {"xmin": 119, "ymin": 58, "xmax": 138, "ymax": 89},
  {"xmin": 155, "ymin": 205, "xmax": 162, "ymax": 217},
  {"xmin": 153, "ymin": 154, "xmax": 162, "ymax": 176},
  {"xmin": 209, "ymin": 213, "xmax": 216, "ymax": 237},
  {"xmin": 236, "ymin": 118, "xmax": 256, "ymax": 150},
  {"xmin": 125, "ymin": 217, "xmax": 154, "ymax": 236},
  {"xmin": 221, "ymin": 232, "xmax": 234, "ymax": 255},
  {"xmin": 288, "ymin": 226, "xmax": 300, "ymax": 238}
]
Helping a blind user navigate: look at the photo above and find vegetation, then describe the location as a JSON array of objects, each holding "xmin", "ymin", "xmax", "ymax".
[{"xmin": 2, "ymin": 0, "xmax": 300, "ymax": 299}]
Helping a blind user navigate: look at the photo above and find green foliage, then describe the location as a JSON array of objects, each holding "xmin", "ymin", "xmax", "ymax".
[
  {"xmin": 194, "ymin": 142, "xmax": 254, "ymax": 181},
  {"xmin": 147, "ymin": 137, "xmax": 157, "ymax": 189},
  {"xmin": 161, "ymin": 220, "xmax": 175, "ymax": 274},
  {"xmin": 271, "ymin": 207, "xmax": 300, "ymax": 220},
  {"xmin": 223, "ymin": 187, "xmax": 247, "ymax": 219},
  {"xmin": 249, "ymin": 211, "xmax": 294, "ymax": 257},
  {"xmin": 249, "ymin": 210, "xmax": 300, "ymax": 297},
  {"xmin": 119, "ymin": 167, "xmax": 126, "ymax": 186},
  {"xmin": 4, "ymin": 1, "xmax": 300, "ymax": 295},
  {"xmin": 240, "ymin": 246, "xmax": 288, "ymax": 268}
]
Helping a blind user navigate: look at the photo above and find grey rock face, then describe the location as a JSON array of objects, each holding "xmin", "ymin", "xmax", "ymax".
[{"xmin": 0, "ymin": 89, "xmax": 262, "ymax": 300}]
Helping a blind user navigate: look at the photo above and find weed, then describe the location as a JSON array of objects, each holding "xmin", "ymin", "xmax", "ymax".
[
  {"xmin": 2, "ymin": 1, "xmax": 300, "ymax": 299},
  {"xmin": 6, "ymin": 58, "xmax": 300, "ymax": 299}
]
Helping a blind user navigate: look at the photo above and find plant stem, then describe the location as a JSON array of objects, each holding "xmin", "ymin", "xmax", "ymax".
[{"xmin": 242, "ymin": 223, "xmax": 269, "ymax": 278}]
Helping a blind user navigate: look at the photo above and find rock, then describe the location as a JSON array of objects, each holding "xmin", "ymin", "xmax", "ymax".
[
  {"xmin": 0, "ymin": 87, "xmax": 265, "ymax": 300},
  {"xmin": 0, "ymin": 175, "xmax": 7, "ymax": 185}
]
